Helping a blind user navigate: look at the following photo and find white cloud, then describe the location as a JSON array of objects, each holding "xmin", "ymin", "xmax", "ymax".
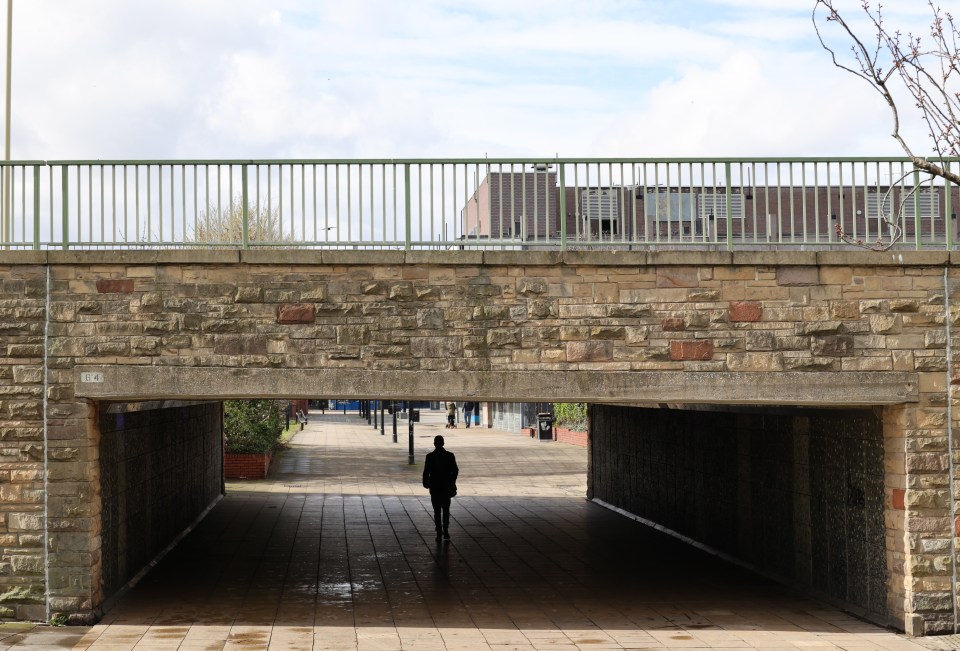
[{"xmin": 2, "ymin": 0, "xmax": 948, "ymax": 161}]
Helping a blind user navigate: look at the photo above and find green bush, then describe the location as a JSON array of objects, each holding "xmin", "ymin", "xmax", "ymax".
[
  {"xmin": 553, "ymin": 403, "xmax": 587, "ymax": 431},
  {"xmin": 224, "ymin": 400, "xmax": 285, "ymax": 454}
]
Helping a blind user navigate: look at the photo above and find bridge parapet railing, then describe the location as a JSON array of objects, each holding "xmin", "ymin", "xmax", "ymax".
[{"xmin": 0, "ymin": 157, "xmax": 956, "ymax": 251}]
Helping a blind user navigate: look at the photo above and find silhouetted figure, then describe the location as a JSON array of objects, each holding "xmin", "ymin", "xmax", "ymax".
[{"xmin": 423, "ymin": 434, "xmax": 459, "ymax": 541}]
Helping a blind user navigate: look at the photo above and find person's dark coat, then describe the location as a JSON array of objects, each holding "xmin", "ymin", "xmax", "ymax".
[{"xmin": 423, "ymin": 446, "xmax": 459, "ymax": 498}]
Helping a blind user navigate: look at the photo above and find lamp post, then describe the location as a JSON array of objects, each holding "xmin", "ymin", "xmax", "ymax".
[{"xmin": 1, "ymin": 0, "xmax": 10, "ymax": 247}]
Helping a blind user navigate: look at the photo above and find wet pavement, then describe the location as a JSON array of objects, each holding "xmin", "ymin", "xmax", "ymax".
[{"xmin": 2, "ymin": 410, "xmax": 937, "ymax": 650}]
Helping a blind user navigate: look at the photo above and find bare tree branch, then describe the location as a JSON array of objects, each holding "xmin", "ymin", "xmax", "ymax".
[{"xmin": 813, "ymin": 0, "xmax": 960, "ymax": 249}]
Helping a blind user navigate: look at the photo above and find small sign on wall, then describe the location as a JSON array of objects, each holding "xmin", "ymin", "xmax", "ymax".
[{"xmin": 80, "ymin": 372, "xmax": 104, "ymax": 383}]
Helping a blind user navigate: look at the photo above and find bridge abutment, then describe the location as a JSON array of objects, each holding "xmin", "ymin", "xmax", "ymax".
[{"xmin": 0, "ymin": 250, "xmax": 956, "ymax": 633}]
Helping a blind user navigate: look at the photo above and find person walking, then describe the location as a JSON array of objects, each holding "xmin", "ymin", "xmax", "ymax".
[
  {"xmin": 445, "ymin": 401, "xmax": 457, "ymax": 429},
  {"xmin": 422, "ymin": 434, "xmax": 459, "ymax": 541},
  {"xmin": 463, "ymin": 401, "xmax": 474, "ymax": 428}
]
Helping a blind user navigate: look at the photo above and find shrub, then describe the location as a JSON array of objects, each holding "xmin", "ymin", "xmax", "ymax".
[
  {"xmin": 224, "ymin": 400, "xmax": 285, "ymax": 454},
  {"xmin": 553, "ymin": 403, "xmax": 587, "ymax": 432}
]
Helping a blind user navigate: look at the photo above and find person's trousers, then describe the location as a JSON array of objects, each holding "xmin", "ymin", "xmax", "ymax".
[{"xmin": 430, "ymin": 493, "xmax": 451, "ymax": 533}]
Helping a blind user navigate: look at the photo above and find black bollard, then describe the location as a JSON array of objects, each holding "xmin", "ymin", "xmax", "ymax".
[
  {"xmin": 392, "ymin": 403, "xmax": 398, "ymax": 444},
  {"xmin": 407, "ymin": 410, "xmax": 415, "ymax": 465}
]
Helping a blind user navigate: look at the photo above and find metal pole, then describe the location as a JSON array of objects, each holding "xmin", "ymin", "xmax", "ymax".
[
  {"xmin": 373, "ymin": 400, "xmax": 378, "ymax": 429},
  {"xmin": 380, "ymin": 403, "xmax": 385, "ymax": 436},
  {"xmin": 392, "ymin": 403, "xmax": 397, "ymax": 444},
  {"xmin": 407, "ymin": 405, "xmax": 415, "ymax": 465},
  {"xmin": 2, "ymin": 0, "xmax": 11, "ymax": 248}
]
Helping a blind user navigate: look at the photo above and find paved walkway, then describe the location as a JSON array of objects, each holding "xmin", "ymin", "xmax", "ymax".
[{"xmin": 2, "ymin": 410, "xmax": 936, "ymax": 650}]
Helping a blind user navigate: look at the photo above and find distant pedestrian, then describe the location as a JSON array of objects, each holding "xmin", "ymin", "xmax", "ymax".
[
  {"xmin": 445, "ymin": 401, "xmax": 457, "ymax": 429},
  {"xmin": 463, "ymin": 401, "xmax": 474, "ymax": 428},
  {"xmin": 423, "ymin": 435, "xmax": 459, "ymax": 541}
]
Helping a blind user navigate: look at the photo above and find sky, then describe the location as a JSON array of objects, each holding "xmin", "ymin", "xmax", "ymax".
[{"xmin": 6, "ymin": 0, "xmax": 946, "ymax": 160}]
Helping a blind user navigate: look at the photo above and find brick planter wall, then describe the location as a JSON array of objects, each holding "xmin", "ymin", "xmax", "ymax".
[
  {"xmin": 224, "ymin": 452, "xmax": 272, "ymax": 479},
  {"xmin": 555, "ymin": 426, "xmax": 587, "ymax": 447}
]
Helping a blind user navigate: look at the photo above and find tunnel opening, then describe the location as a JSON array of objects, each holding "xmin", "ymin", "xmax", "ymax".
[
  {"xmin": 89, "ymin": 394, "xmax": 901, "ymax": 639},
  {"xmin": 590, "ymin": 403, "xmax": 889, "ymax": 626}
]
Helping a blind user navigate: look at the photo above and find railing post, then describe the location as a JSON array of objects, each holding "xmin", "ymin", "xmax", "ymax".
[
  {"xmin": 724, "ymin": 161, "xmax": 733, "ymax": 251},
  {"xmin": 32, "ymin": 165, "xmax": 40, "ymax": 250},
  {"xmin": 404, "ymin": 164, "xmax": 412, "ymax": 250},
  {"xmin": 61, "ymin": 165, "xmax": 69, "ymax": 250},
  {"xmin": 241, "ymin": 164, "xmax": 250, "ymax": 249},
  {"xmin": 945, "ymin": 164, "xmax": 953, "ymax": 250},
  {"xmin": 913, "ymin": 168, "xmax": 922, "ymax": 250},
  {"xmin": 558, "ymin": 163, "xmax": 567, "ymax": 251}
]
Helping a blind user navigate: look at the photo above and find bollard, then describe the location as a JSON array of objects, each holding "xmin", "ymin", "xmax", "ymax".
[
  {"xmin": 407, "ymin": 411, "xmax": 414, "ymax": 465},
  {"xmin": 392, "ymin": 404, "xmax": 398, "ymax": 444}
]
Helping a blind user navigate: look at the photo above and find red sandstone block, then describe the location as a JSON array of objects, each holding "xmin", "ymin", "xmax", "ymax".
[
  {"xmin": 662, "ymin": 318, "xmax": 685, "ymax": 332},
  {"xmin": 892, "ymin": 488, "xmax": 905, "ymax": 510},
  {"xmin": 96, "ymin": 279, "xmax": 134, "ymax": 294},
  {"xmin": 729, "ymin": 301, "xmax": 762, "ymax": 322},
  {"xmin": 670, "ymin": 340, "xmax": 714, "ymax": 361},
  {"xmin": 277, "ymin": 304, "xmax": 316, "ymax": 324}
]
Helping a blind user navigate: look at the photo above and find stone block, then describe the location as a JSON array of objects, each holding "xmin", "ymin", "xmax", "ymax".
[
  {"xmin": 213, "ymin": 335, "xmax": 268, "ymax": 356},
  {"xmin": 410, "ymin": 336, "xmax": 462, "ymax": 358},
  {"xmin": 12, "ymin": 367, "xmax": 42, "ymax": 384},
  {"xmin": 729, "ymin": 301, "xmax": 762, "ymax": 322},
  {"xmin": 527, "ymin": 299, "xmax": 555, "ymax": 319},
  {"xmin": 95, "ymin": 279, "xmax": 134, "ymax": 294},
  {"xmin": 517, "ymin": 278, "xmax": 547, "ymax": 296},
  {"xmin": 277, "ymin": 304, "xmax": 316, "ymax": 324},
  {"xmin": 608, "ymin": 304, "xmax": 652, "ymax": 318},
  {"xmin": 745, "ymin": 331, "xmax": 776, "ymax": 351},
  {"xmin": 916, "ymin": 356, "xmax": 947, "ymax": 372},
  {"xmin": 656, "ymin": 267, "xmax": 698, "ymax": 288},
  {"xmin": 486, "ymin": 329, "xmax": 521, "ymax": 348},
  {"xmin": 625, "ymin": 327, "xmax": 650, "ymax": 345},
  {"xmin": 662, "ymin": 317, "xmax": 685, "ymax": 332},
  {"xmin": 870, "ymin": 313, "xmax": 903, "ymax": 334},
  {"xmin": 796, "ymin": 321, "xmax": 842, "ymax": 336},
  {"xmin": 810, "ymin": 335, "xmax": 853, "ymax": 357},
  {"xmin": 669, "ymin": 340, "xmax": 713, "ymax": 361},
  {"xmin": 567, "ymin": 341, "xmax": 613, "ymax": 362},
  {"xmin": 776, "ymin": 266, "xmax": 819, "ymax": 286},
  {"xmin": 234, "ymin": 286, "xmax": 263, "ymax": 303},
  {"xmin": 726, "ymin": 352, "xmax": 784, "ymax": 372},
  {"xmin": 841, "ymin": 356, "xmax": 893, "ymax": 372},
  {"xmin": 590, "ymin": 326, "xmax": 624, "ymax": 340}
]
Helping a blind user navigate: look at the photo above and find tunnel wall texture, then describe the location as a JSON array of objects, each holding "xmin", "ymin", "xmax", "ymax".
[
  {"xmin": 98, "ymin": 402, "xmax": 222, "ymax": 602},
  {"xmin": 590, "ymin": 404, "xmax": 889, "ymax": 625}
]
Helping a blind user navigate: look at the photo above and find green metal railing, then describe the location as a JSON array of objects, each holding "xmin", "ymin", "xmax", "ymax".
[{"xmin": 0, "ymin": 157, "xmax": 956, "ymax": 251}]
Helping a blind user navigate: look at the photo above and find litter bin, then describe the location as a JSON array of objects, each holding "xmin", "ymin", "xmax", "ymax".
[{"xmin": 537, "ymin": 412, "xmax": 554, "ymax": 441}]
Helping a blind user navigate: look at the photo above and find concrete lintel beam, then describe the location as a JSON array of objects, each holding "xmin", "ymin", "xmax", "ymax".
[{"xmin": 75, "ymin": 366, "xmax": 918, "ymax": 406}]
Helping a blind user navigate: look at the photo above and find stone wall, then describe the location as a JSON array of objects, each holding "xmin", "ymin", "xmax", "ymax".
[
  {"xmin": 0, "ymin": 249, "xmax": 955, "ymax": 631},
  {"xmin": 0, "ymin": 264, "xmax": 46, "ymax": 621},
  {"xmin": 591, "ymin": 405, "xmax": 889, "ymax": 624},
  {"xmin": 98, "ymin": 401, "xmax": 222, "ymax": 602}
]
